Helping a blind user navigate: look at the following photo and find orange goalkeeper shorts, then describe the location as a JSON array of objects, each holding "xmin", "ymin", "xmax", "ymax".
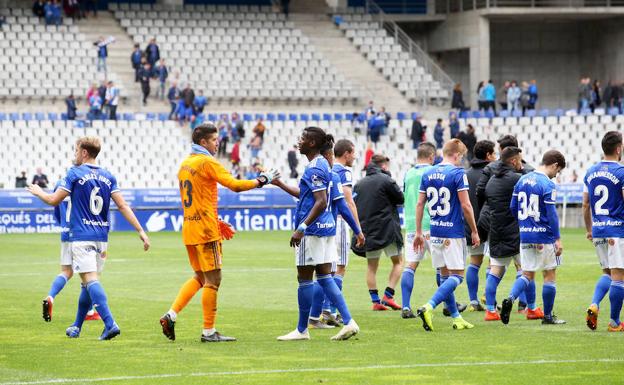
[{"xmin": 186, "ymin": 241, "xmax": 223, "ymax": 272}]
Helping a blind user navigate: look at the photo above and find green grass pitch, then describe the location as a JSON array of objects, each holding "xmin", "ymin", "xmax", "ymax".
[{"xmin": 0, "ymin": 228, "xmax": 623, "ymax": 385}]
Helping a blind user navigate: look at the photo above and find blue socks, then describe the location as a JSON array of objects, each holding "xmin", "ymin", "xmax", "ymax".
[
  {"xmin": 401, "ymin": 267, "xmax": 415, "ymax": 310},
  {"xmin": 72, "ymin": 284, "xmax": 92, "ymax": 330},
  {"xmin": 435, "ymin": 268, "xmax": 441, "ymax": 287},
  {"xmin": 428, "ymin": 274, "xmax": 463, "ymax": 310},
  {"xmin": 48, "ymin": 273, "xmax": 69, "ymax": 299},
  {"xmin": 525, "ymin": 278, "xmax": 537, "ymax": 310},
  {"xmin": 297, "ymin": 280, "xmax": 314, "ymax": 332},
  {"xmin": 609, "ymin": 280, "xmax": 624, "ymax": 325},
  {"xmin": 516, "ymin": 271, "xmax": 528, "ymax": 304},
  {"xmin": 86, "ymin": 280, "xmax": 115, "ymax": 330},
  {"xmin": 318, "ymin": 274, "xmax": 352, "ymax": 325},
  {"xmin": 592, "ymin": 274, "xmax": 612, "ymax": 308},
  {"xmin": 369, "ymin": 289, "xmax": 380, "ymax": 304},
  {"xmin": 509, "ymin": 275, "xmax": 530, "ymax": 301},
  {"xmin": 485, "ymin": 273, "xmax": 501, "ymax": 311},
  {"xmin": 542, "ymin": 282, "xmax": 557, "ymax": 317},
  {"xmin": 309, "ymin": 282, "xmax": 324, "ymax": 319},
  {"xmin": 466, "ymin": 263, "xmax": 480, "ymax": 303}
]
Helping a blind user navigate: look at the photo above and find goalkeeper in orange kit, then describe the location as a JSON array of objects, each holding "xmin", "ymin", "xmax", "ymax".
[{"xmin": 160, "ymin": 123, "xmax": 278, "ymax": 342}]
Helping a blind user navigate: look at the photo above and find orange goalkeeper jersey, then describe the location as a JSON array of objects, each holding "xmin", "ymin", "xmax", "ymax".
[{"xmin": 178, "ymin": 153, "xmax": 257, "ymax": 245}]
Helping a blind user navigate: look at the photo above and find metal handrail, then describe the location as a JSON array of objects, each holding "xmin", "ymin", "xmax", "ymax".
[
  {"xmin": 364, "ymin": 0, "xmax": 455, "ymax": 103},
  {"xmin": 436, "ymin": 0, "xmax": 624, "ymax": 13}
]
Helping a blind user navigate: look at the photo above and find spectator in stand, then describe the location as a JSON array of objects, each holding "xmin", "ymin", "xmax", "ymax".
[
  {"xmin": 85, "ymin": 0, "xmax": 97, "ymax": 17},
  {"xmin": 194, "ymin": 90, "xmax": 207, "ymax": 113},
  {"xmin": 218, "ymin": 119, "xmax": 229, "ymax": 157},
  {"xmin": 176, "ymin": 98, "xmax": 194, "ymax": 126},
  {"xmin": 190, "ymin": 113, "xmax": 204, "ymax": 130},
  {"xmin": 52, "ymin": 0, "xmax": 62, "ymax": 25},
  {"xmin": 457, "ymin": 124, "xmax": 477, "ymax": 161},
  {"xmin": 368, "ymin": 112, "xmax": 385, "ymax": 145},
  {"xmin": 86, "ymin": 82, "xmax": 97, "ymax": 106},
  {"xmin": 364, "ymin": 141, "xmax": 374, "ymax": 169},
  {"xmin": 507, "ymin": 81, "xmax": 521, "ymax": 113},
  {"xmin": 33, "ymin": 0, "xmax": 45, "ymax": 17},
  {"xmin": 249, "ymin": 134, "xmax": 262, "ymax": 159},
  {"xmin": 232, "ymin": 112, "xmax": 245, "ymax": 139},
  {"xmin": 105, "ymin": 81, "xmax": 119, "ymax": 120},
  {"xmin": 287, "ymin": 144, "xmax": 298, "ymax": 178},
  {"xmin": 88, "ymin": 91, "xmax": 102, "ymax": 120},
  {"xmin": 167, "ymin": 82, "xmax": 179, "ymax": 119},
  {"xmin": 578, "ymin": 77, "xmax": 592, "ymax": 113},
  {"xmin": 433, "ymin": 118, "xmax": 444, "ymax": 149},
  {"xmin": 97, "ymin": 80, "xmax": 107, "ymax": 104},
  {"xmin": 410, "ymin": 115, "xmax": 425, "ymax": 149},
  {"xmin": 44, "ymin": 0, "xmax": 55, "ymax": 25},
  {"xmin": 477, "ymin": 81, "xmax": 486, "ymax": 111},
  {"xmin": 155, "ymin": 58, "xmax": 168, "ymax": 100},
  {"xmin": 452, "ymin": 83, "xmax": 466, "ymax": 112},
  {"xmin": 379, "ymin": 106, "xmax": 391, "ymax": 126},
  {"xmin": 230, "ymin": 139, "xmax": 241, "ymax": 168},
  {"xmin": 65, "ymin": 93, "xmax": 77, "ymax": 120},
  {"xmin": 131, "ymin": 44, "xmax": 142, "ymax": 82},
  {"xmin": 94, "ymin": 36, "xmax": 113, "ymax": 76},
  {"xmin": 252, "ymin": 118, "xmax": 266, "ymax": 141},
  {"xmin": 449, "ymin": 112, "xmax": 460, "ymax": 138},
  {"xmin": 364, "ymin": 100, "xmax": 376, "ymax": 117},
  {"xmin": 520, "ymin": 81, "xmax": 531, "ymax": 114},
  {"xmin": 181, "ymin": 83, "xmax": 195, "ymax": 112},
  {"xmin": 63, "ymin": 0, "xmax": 80, "ymax": 19},
  {"xmin": 32, "ymin": 168, "xmax": 49, "ymax": 188},
  {"xmin": 590, "ymin": 79, "xmax": 601, "ymax": 113},
  {"xmin": 15, "ymin": 171, "xmax": 28, "ymax": 188},
  {"xmin": 498, "ymin": 81, "xmax": 509, "ymax": 111},
  {"xmin": 528, "ymin": 79, "xmax": 538, "ymax": 110},
  {"xmin": 145, "ymin": 38, "xmax": 160, "ymax": 67},
  {"xmin": 282, "ymin": 0, "xmax": 290, "ymax": 18},
  {"xmin": 139, "ymin": 63, "xmax": 152, "ymax": 105},
  {"xmin": 484, "ymin": 80, "xmax": 496, "ymax": 113}
]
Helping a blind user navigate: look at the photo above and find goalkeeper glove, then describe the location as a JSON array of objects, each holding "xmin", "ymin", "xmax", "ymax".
[{"xmin": 257, "ymin": 168, "xmax": 280, "ymax": 187}]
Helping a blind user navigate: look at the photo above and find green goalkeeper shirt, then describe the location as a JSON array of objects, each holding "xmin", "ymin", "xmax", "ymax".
[{"xmin": 404, "ymin": 164, "xmax": 432, "ymax": 233}]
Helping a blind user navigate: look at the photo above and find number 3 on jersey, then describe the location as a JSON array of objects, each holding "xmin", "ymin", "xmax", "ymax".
[
  {"xmin": 180, "ymin": 180, "xmax": 193, "ymax": 208},
  {"xmin": 426, "ymin": 187, "xmax": 451, "ymax": 216},
  {"xmin": 517, "ymin": 192, "xmax": 540, "ymax": 221}
]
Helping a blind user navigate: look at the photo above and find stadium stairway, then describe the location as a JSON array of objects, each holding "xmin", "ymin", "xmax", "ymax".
[
  {"xmin": 76, "ymin": 12, "xmax": 142, "ymax": 109},
  {"xmin": 291, "ymin": 13, "xmax": 414, "ymax": 112}
]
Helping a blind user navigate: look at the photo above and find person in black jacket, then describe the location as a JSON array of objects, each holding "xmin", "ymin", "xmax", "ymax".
[
  {"xmin": 139, "ymin": 63, "xmax": 152, "ymax": 105},
  {"xmin": 481, "ymin": 147, "xmax": 544, "ymax": 321},
  {"xmin": 410, "ymin": 116, "xmax": 425, "ymax": 150},
  {"xmin": 476, "ymin": 134, "xmax": 534, "ymax": 312},
  {"xmin": 353, "ymin": 154, "xmax": 404, "ymax": 311},
  {"xmin": 464, "ymin": 140, "xmax": 496, "ymax": 311}
]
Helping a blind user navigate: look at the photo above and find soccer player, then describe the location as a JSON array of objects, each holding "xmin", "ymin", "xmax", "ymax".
[
  {"xmin": 414, "ymin": 139, "xmax": 480, "ymax": 331},
  {"xmin": 502, "ymin": 150, "xmax": 566, "ymax": 325},
  {"xmin": 28, "ymin": 136, "xmax": 150, "ymax": 340},
  {"xmin": 464, "ymin": 140, "xmax": 496, "ymax": 312},
  {"xmin": 482, "ymin": 147, "xmax": 544, "ymax": 321},
  {"xmin": 42, "ymin": 180, "xmax": 100, "ymax": 323},
  {"xmin": 400, "ymin": 142, "xmax": 435, "ymax": 319},
  {"xmin": 272, "ymin": 144, "xmax": 365, "ymax": 329},
  {"xmin": 277, "ymin": 126, "xmax": 359, "ymax": 341},
  {"xmin": 583, "ymin": 131, "xmax": 624, "ymax": 332},
  {"xmin": 159, "ymin": 123, "xmax": 277, "ymax": 342}
]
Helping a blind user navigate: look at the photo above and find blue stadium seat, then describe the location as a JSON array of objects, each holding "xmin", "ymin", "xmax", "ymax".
[
  {"xmin": 74, "ymin": 120, "xmax": 85, "ymax": 128},
  {"xmin": 158, "ymin": 113, "xmax": 168, "ymax": 121},
  {"xmin": 22, "ymin": 113, "xmax": 33, "ymax": 121},
  {"xmin": 311, "ymin": 113, "xmax": 320, "ymax": 121},
  {"xmin": 499, "ymin": 110, "xmax": 509, "ymax": 118},
  {"xmin": 357, "ymin": 114, "xmax": 366, "ymax": 123},
  {"xmin": 35, "ymin": 112, "xmax": 46, "ymax": 120},
  {"xmin": 47, "ymin": 112, "xmax": 58, "ymax": 120},
  {"xmin": 554, "ymin": 109, "xmax": 564, "ymax": 117},
  {"xmin": 471, "ymin": 111, "xmax": 481, "ymax": 119},
  {"xmin": 9, "ymin": 113, "xmax": 19, "ymax": 120},
  {"xmin": 345, "ymin": 113, "xmax": 353, "ymax": 121},
  {"xmin": 458, "ymin": 110, "xmax": 469, "ymax": 119},
  {"xmin": 146, "ymin": 113, "xmax": 156, "ymax": 120},
  {"xmin": 255, "ymin": 114, "xmax": 265, "ymax": 121},
  {"xmin": 608, "ymin": 107, "xmax": 620, "ymax": 116},
  {"xmin": 333, "ymin": 15, "xmax": 343, "ymax": 25},
  {"xmin": 60, "ymin": 113, "xmax": 68, "ymax": 120},
  {"xmin": 322, "ymin": 113, "xmax": 332, "ymax": 121},
  {"xmin": 538, "ymin": 109, "xmax": 550, "ymax": 117},
  {"xmin": 299, "ymin": 113, "xmax": 309, "ymax": 121},
  {"xmin": 526, "ymin": 109, "xmax": 537, "ymax": 117},
  {"xmin": 289, "ymin": 114, "xmax": 298, "ymax": 121},
  {"xmin": 512, "ymin": 110, "xmax": 523, "ymax": 118},
  {"xmin": 580, "ymin": 108, "xmax": 592, "ymax": 116},
  {"xmin": 123, "ymin": 113, "xmax": 135, "ymax": 120},
  {"xmin": 397, "ymin": 112, "xmax": 406, "ymax": 120},
  {"xmin": 277, "ymin": 113, "xmax": 287, "ymax": 121},
  {"xmin": 0, "ymin": 113, "xmax": 6, "ymax": 121},
  {"xmin": 411, "ymin": 112, "xmax": 419, "ymax": 120},
  {"xmin": 333, "ymin": 113, "xmax": 344, "ymax": 120},
  {"xmin": 266, "ymin": 113, "xmax": 275, "ymax": 121},
  {"xmin": 208, "ymin": 114, "xmax": 217, "ymax": 122},
  {"xmin": 243, "ymin": 113, "xmax": 253, "ymax": 122},
  {"xmin": 484, "ymin": 110, "xmax": 494, "ymax": 119}
]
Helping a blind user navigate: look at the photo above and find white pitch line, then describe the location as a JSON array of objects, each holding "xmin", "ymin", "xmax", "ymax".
[{"xmin": 1, "ymin": 358, "xmax": 621, "ymax": 385}]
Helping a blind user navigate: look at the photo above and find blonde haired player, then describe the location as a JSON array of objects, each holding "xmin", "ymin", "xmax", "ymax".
[{"xmin": 159, "ymin": 123, "xmax": 277, "ymax": 342}]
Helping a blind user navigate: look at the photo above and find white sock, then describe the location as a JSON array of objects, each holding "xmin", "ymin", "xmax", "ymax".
[
  {"xmin": 309, "ymin": 316, "xmax": 320, "ymax": 321},
  {"xmin": 203, "ymin": 328, "xmax": 215, "ymax": 336},
  {"xmin": 167, "ymin": 310, "xmax": 177, "ymax": 322}
]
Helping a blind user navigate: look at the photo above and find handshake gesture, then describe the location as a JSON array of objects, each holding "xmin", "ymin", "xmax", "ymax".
[{"xmin": 256, "ymin": 169, "xmax": 280, "ymax": 187}]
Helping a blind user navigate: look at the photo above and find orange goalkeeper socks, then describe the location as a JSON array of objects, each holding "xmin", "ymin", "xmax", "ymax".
[
  {"xmin": 171, "ymin": 276, "xmax": 203, "ymax": 314},
  {"xmin": 202, "ymin": 284, "xmax": 218, "ymax": 329}
]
